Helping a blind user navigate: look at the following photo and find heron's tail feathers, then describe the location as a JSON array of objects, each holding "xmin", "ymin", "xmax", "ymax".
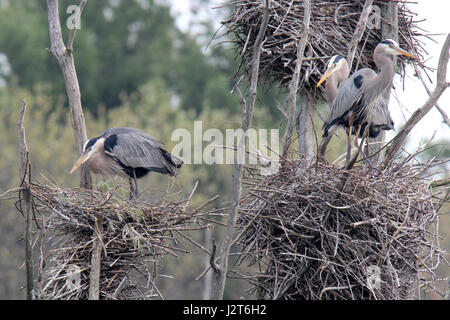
[{"xmin": 160, "ymin": 149, "xmax": 183, "ymax": 176}]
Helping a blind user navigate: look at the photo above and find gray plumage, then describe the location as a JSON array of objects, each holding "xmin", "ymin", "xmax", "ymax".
[
  {"xmin": 316, "ymin": 41, "xmax": 414, "ymax": 160},
  {"xmin": 324, "ymin": 68, "xmax": 394, "ymax": 138},
  {"xmin": 101, "ymin": 127, "xmax": 183, "ymax": 176},
  {"xmin": 71, "ymin": 127, "xmax": 183, "ymax": 199},
  {"xmin": 320, "ymin": 39, "xmax": 414, "ymax": 140}
]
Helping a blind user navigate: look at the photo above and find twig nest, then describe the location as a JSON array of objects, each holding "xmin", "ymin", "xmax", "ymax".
[
  {"xmin": 236, "ymin": 159, "xmax": 443, "ymax": 299},
  {"xmin": 223, "ymin": 0, "xmax": 426, "ymax": 99},
  {"xmin": 27, "ymin": 183, "xmax": 213, "ymax": 300}
]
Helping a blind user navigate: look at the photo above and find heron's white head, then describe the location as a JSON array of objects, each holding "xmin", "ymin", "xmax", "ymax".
[
  {"xmin": 69, "ymin": 138, "xmax": 104, "ymax": 174},
  {"xmin": 317, "ymin": 55, "xmax": 347, "ymax": 87},
  {"xmin": 378, "ymin": 39, "xmax": 414, "ymax": 58}
]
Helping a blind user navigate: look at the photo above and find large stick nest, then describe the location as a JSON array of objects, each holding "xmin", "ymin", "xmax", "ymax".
[
  {"xmin": 222, "ymin": 0, "xmax": 428, "ymax": 100},
  {"xmin": 23, "ymin": 182, "xmax": 216, "ymax": 300},
  {"xmin": 235, "ymin": 159, "xmax": 445, "ymax": 300}
]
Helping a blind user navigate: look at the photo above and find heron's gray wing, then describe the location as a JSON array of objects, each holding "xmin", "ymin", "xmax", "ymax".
[
  {"xmin": 324, "ymin": 68, "xmax": 376, "ymax": 131},
  {"xmin": 369, "ymin": 96, "xmax": 394, "ymax": 130},
  {"xmin": 102, "ymin": 127, "xmax": 182, "ymax": 174}
]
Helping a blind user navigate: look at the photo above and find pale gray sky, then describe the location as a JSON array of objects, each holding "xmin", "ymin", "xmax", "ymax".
[{"xmin": 387, "ymin": 0, "xmax": 449, "ymax": 151}]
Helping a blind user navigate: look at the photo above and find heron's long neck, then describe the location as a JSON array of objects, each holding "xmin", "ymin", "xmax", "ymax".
[
  {"xmin": 325, "ymin": 65, "xmax": 349, "ymax": 103},
  {"xmin": 325, "ymin": 75, "xmax": 338, "ymax": 103},
  {"xmin": 370, "ymin": 49, "xmax": 394, "ymax": 97}
]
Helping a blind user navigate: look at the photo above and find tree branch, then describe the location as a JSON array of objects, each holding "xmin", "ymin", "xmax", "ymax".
[
  {"xmin": 47, "ymin": 0, "xmax": 91, "ymax": 189},
  {"xmin": 47, "ymin": 0, "xmax": 100, "ymax": 300},
  {"xmin": 383, "ymin": 33, "xmax": 450, "ymax": 167},
  {"xmin": 283, "ymin": 0, "xmax": 311, "ymax": 156},
  {"xmin": 210, "ymin": 239, "xmax": 219, "ymax": 274},
  {"xmin": 431, "ymin": 177, "xmax": 450, "ymax": 188},
  {"xmin": 414, "ymin": 64, "xmax": 450, "ymax": 127},
  {"xmin": 346, "ymin": 0, "xmax": 374, "ymax": 68},
  {"xmin": 18, "ymin": 99, "xmax": 34, "ymax": 300},
  {"xmin": 210, "ymin": 0, "xmax": 271, "ymax": 300},
  {"xmin": 67, "ymin": 0, "xmax": 88, "ymax": 54},
  {"xmin": 296, "ymin": 93, "xmax": 315, "ymax": 159}
]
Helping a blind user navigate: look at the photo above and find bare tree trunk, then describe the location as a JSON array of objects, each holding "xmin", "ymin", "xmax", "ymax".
[
  {"xmin": 296, "ymin": 93, "xmax": 314, "ymax": 159},
  {"xmin": 46, "ymin": 0, "xmax": 103, "ymax": 300},
  {"xmin": 210, "ymin": 0, "xmax": 270, "ymax": 300},
  {"xmin": 47, "ymin": 0, "xmax": 91, "ymax": 189},
  {"xmin": 346, "ymin": 0, "xmax": 374, "ymax": 67},
  {"xmin": 18, "ymin": 100, "xmax": 33, "ymax": 300},
  {"xmin": 367, "ymin": 1, "xmax": 398, "ymax": 165},
  {"xmin": 284, "ymin": 0, "xmax": 311, "ymax": 157},
  {"xmin": 202, "ymin": 228, "xmax": 212, "ymax": 300}
]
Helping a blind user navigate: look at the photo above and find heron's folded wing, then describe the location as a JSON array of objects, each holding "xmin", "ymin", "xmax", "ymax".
[
  {"xmin": 325, "ymin": 68, "xmax": 375, "ymax": 127},
  {"xmin": 369, "ymin": 96, "xmax": 394, "ymax": 129},
  {"xmin": 103, "ymin": 129, "xmax": 179, "ymax": 173}
]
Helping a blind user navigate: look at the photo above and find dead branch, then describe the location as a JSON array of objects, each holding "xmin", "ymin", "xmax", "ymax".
[
  {"xmin": 296, "ymin": 93, "xmax": 315, "ymax": 159},
  {"xmin": 18, "ymin": 99, "xmax": 34, "ymax": 300},
  {"xmin": 431, "ymin": 177, "xmax": 450, "ymax": 188},
  {"xmin": 46, "ymin": 0, "xmax": 101, "ymax": 299},
  {"xmin": 414, "ymin": 65, "xmax": 450, "ymax": 127},
  {"xmin": 46, "ymin": 0, "xmax": 91, "ymax": 190},
  {"xmin": 283, "ymin": 0, "xmax": 311, "ymax": 156},
  {"xmin": 383, "ymin": 33, "xmax": 450, "ymax": 166},
  {"xmin": 346, "ymin": 0, "xmax": 374, "ymax": 68},
  {"xmin": 66, "ymin": 0, "xmax": 87, "ymax": 53},
  {"xmin": 211, "ymin": 0, "xmax": 271, "ymax": 300}
]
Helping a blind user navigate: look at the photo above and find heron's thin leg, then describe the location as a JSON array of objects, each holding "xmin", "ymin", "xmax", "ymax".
[
  {"xmin": 354, "ymin": 124, "xmax": 362, "ymax": 148},
  {"xmin": 346, "ymin": 114, "xmax": 354, "ymax": 164},
  {"xmin": 133, "ymin": 169, "xmax": 139, "ymax": 199},
  {"xmin": 364, "ymin": 127, "xmax": 370, "ymax": 156},
  {"xmin": 128, "ymin": 177, "xmax": 135, "ymax": 200},
  {"xmin": 363, "ymin": 127, "xmax": 373, "ymax": 167},
  {"xmin": 318, "ymin": 134, "xmax": 331, "ymax": 161},
  {"xmin": 345, "ymin": 125, "xmax": 368, "ymax": 170}
]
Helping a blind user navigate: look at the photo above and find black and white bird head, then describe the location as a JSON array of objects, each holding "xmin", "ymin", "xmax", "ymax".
[
  {"xmin": 70, "ymin": 137, "xmax": 104, "ymax": 174},
  {"xmin": 316, "ymin": 55, "xmax": 347, "ymax": 87},
  {"xmin": 377, "ymin": 39, "xmax": 414, "ymax": 58}
]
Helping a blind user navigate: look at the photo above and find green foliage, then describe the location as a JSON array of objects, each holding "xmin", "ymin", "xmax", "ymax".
[{"xmin": 0, "ymin": 0, "xmax": 240, "ymax": 116}]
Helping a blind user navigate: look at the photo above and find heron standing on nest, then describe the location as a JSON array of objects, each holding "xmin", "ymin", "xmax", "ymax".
[
  {"xmin": 70, "ymin": 127, "xmax": 183, "ymax": 199},
  {"xmin": 316, "ymin": 39, "xmax": 414, "ymax": 161},
  {"xmin": 316, "ymin": 54, "xmax": 395, "ymax": 158}
]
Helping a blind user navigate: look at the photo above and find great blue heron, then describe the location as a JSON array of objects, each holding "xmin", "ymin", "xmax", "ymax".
[
  {"xmin": 316, "ymin": 53, "xmax": 395, "ymax": 157},
  {"xmin": 316, "ymin": 39, "xmax": 413, "ymax": 159},
  {"xmin": 70, "ymin": 127, "xmax": 183, "ymax": 199}
]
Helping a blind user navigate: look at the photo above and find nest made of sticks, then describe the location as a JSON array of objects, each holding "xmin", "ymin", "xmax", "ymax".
[
  {"xmin": 222, "ymin": 0, "xmax": 428, "ymax": 100},
  {"xmin": 235, "ymin": 159, "xmax": 446, "ymax": 300},
  {"xmin": 23, "ymin": 182, "xmax": 216, "ymax": 300}
]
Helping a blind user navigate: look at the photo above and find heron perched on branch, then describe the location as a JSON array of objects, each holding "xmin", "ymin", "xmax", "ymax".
[
  {"xmin": 316, "ymin": 39, "xmax": 414, "ymax": 159},
  {"xmin": 70, "ymin": 127, "xmax": 183, "ymax": 199}
]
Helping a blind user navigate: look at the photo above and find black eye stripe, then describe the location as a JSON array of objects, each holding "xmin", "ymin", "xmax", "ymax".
[
  {"xmin": 84, "ymin": 137, "xmax": 99, "ymax": 152},
  {"xmin": 333, "ymin": 55, "xmax": 344, "ymax": 64},
  {"xmin": 381, "ymin": 40, "xmax": 394, "ymax": 46}
]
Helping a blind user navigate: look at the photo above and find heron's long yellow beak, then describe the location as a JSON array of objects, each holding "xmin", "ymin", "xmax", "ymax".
[
  {"xmin": 70, "ymin": 152, "xmax": 89, "ymax": 174},
  {"xmin": 394, "ymin": 47, "xmax": 415, "ymax": 58},
  {"xmin": 317, "ymin": 67, "xmax": 335, "ymax": 87}
]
